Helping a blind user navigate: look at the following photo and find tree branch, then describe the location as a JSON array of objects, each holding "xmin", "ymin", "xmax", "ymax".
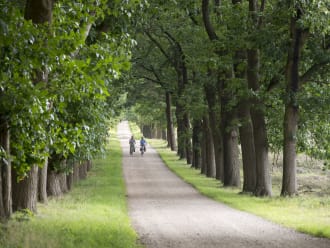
[
  {"xmin": 202, "ymin": 0, "xmax": 219, "ymax": 41},
  {"xmin": 145, "ymin": 31, "xmax": 175, "ymax": 67},
  {"xmin": 300, "ymin": 61, "xmax": 330, "ymax": 85}
]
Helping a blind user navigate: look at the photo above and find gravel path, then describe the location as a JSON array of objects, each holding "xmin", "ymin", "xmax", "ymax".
[{"xmin": 118, "ymin": 121, "xmax": 330, "ymax": 248}]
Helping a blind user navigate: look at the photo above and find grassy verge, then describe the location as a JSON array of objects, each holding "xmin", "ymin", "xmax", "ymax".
[
  {"xmin": 0, "ymin": 131, "xmax": 141, "ymax": 248},
  {"xmin": 149, "ymin": 139, "xmax": 330, "ymax": 239}
]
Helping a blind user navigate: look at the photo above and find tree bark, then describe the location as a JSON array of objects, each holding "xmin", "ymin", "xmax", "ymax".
[
  {"xmin": 12, "ymin": 165, "xmax": 39, "ymax": 212},
  {"xmin": 73, "ymin": 162, "xmax": 80, "ymax": 183},
  {"xmin": 176, "ymin": 101, "xmax": 186, "ymax": 159},
  {"xmin": 47, "ymin": 170, "xmax": 62, "ymax": 197},
  {"xmin": 204, "ymin": 81, "xmax": 224, "ymax": 181},
  {"xmin": 232, "ymin": 46, "xmax": 256, "ymax": 192},
  {"xmin": 281, "ymin": 10, "xmax": 308, "ymax": 196},
  {"xmin": 87, "ymin": 160, "xmax": 92, "ymax": 171},
  {"xmin": 248, "ymin": 49, "xmax": 272, "ymax": 196},
  {"xmin": 67, "ymin": 172, "xmax": 73, "ymax": 191},
  {"xmin": 222, "ymin": 104, "xmax": 240, "ymax": 187},
  {"xmin": 0, "ymin": 120, "xmax": 12, "ymax": 218},
  {"xmin": 0, "ymin": 165, "xmax": 4, "ymax": 219},
  {"xmin": 79, "ymin": 162, "xmax": 87, "ymax": 180},
  {"xmin": 238, "ymin": 101, "xmax": 256, "ymax": 193},
  {"xmin": 25, "ymin": 0, "xmax": 53, "ymax": 24},
  {"xmin": 247, "ymin": 0, "xmax": 272, "ymax": 196},
  {"xmin": 38, "ymin": 158, "xmax": 48, "ymax": 203},
  {"xmin": 165, "ymin": 92, "xmax": 176, "ymax": 151},
  {"xmin": 202, "ymin": 115, "xmax": 216, "ymax": 177},
  {"xmin": 192, "ymin": 120, "xmax": 203, "ymax": 169}
]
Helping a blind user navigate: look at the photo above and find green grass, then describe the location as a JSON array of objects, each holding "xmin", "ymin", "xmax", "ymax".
[
  {"xmin": 149, "ymin": 139, "xmax": 330, "ymax": 239},
  {"xmin": 0, "ymin": 133, "xmax": 142, "ymax": 248}
]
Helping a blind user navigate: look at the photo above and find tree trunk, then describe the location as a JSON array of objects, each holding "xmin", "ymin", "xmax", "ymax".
[
  {"xmin": 192, "ymin": 120, "xmax": 203, "ymax": 169},
  {"xmin": 38, "ymin": 158, "xmax": 48, "ymax": 203},
  {"xmin": 247, "ymin": 0, "xmax": 272, "ymax": 197},
  {"xmin": 175, "ymin": 104, "xmax": 186, "ymax": 159},
  {"xmin": 183, "ymin": 113, "xmax": 192, "ymax": 164},
  {"xmin": 281, "ymin": 12, "xmax": 308, "ymax": 196},
  {"xmin": 250, "ymin": 103, "xmax": 272, "ymax": 196},
  {"xmin": 73, "ymin": 162, "xmax": 80, "ymax": 183},
  {"xmin": 201, "ymin": 120, "xmax": 207, "ymax": 175},
  {"xmin": 238, "ymin": 101, "xmax": 256, "ymax": 193},
  {"xmin": 166, "ymin": 92, "xmax": 177, "ymax": 151},
  {"xmin": 223, "ymin": 119, "xmax": 240, "ymax": 187},
  {"xmin": 79, "ymin": 162, "xmax": 87, "ymax": 180},
  {"xmin": 282, "ymin": 105, "xmax": 298, "ymax": 196},
  {"xmin": 0, "ymin": 120, "xmax": 11, "ymax": 218},
  {"xmin": 0, "ymin": 165, "xmax": 4, "ymax": 219},
  {"xmin": 202, "ymin": 115, "xmax": 216, "ymax": 177},
  {"xmin": 47, "ymin": 170, "xmax": 62, "ymax": 197},
  {"xmin": 12, "ymin": 165, "xmax": 39, "ymax": 212},
  {"xmin": 59, "ymin": 172, "xmax": 68, "ymax": 194},
  {"xmin": 87, "ymin": 160, "xmax": 92, "ymax": 171},
  {"xmin": 67, "ymin": 172, "xmax": 73, "ymax": 191},
  {"xmin": 205, "ymin": 82, "xmax": 224, "ymax": 181}
]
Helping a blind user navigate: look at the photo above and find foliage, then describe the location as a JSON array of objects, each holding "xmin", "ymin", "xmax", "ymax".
[{"xmin": 0, "ymin": 0, "xmax": 140, "ymax": 176}]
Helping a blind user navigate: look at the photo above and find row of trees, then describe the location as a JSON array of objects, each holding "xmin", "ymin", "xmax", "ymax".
[
  {"xmin": 128, "ymin": 0, "xmax": 330, "ymax": 196},
  {"xmin": 0, "ymin": 0, "xmax": 141, "ymax": 219}
]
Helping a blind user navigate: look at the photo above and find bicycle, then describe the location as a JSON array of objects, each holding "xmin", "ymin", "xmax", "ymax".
[{"xmin": 140, "ymin": 144, "xmax": 146, "ymax": 156}]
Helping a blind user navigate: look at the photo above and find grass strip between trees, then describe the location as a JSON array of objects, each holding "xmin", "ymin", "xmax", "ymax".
[
  {"xmin": 148, "ymin": 139, "xmax": 330, "ymax": 239},
  {"xmin": 0, "ymin": 130, "xmax": 141, "ymax": 248}
]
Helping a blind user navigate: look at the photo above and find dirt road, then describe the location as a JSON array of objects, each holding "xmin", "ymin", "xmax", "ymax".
[{"xmin": 118, "ymin": 121, "xmax": 330, "ymax": 248}]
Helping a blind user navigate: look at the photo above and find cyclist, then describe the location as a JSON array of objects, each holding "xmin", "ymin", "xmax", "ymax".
[
  {"xmin": 129, "ymin": 136, "xmax": 136, "ymax": 155},
  {"xmin": 140, "ymin": 137, "xmax": 147, "ymax": 154}
]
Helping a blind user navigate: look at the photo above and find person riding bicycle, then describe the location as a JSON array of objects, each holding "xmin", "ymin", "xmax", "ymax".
[
  {"xmin": 129, "ymin": 136, "xmax": 136, "ymax": 154},
  {"xmin": 140, "ymin": 137, "xmax": 147, "ymax": 152}
]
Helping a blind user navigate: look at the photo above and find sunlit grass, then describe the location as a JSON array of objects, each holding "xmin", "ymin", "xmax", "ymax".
[
  {"xmin": 149, "ymin": 139, "xmax": 330, "ymax": 239},
  {"xmin": 0, "ymin": 132, "xmax": 142, "ymax": 248}
]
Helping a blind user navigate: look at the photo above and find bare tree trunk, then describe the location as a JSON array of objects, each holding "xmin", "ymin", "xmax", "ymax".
[
  {"xmin": 12, "ymin": 165, "xmax": 39, "ymax": 212},
  {"xmin": 73, "ymin": 162, "xmax": 80, "ymax": 183},
  {"xmin": 38, "ymin": 158, "xmax": 48, "ymax": 203},
  {"xmin": 192, "ymin": 120, "xmax": 203, "ymax": 169},
  {"xmin": 223, "ymin": 122, "xmax": 240, "ymax": 187},
  {"xmin": 201, "ymin": 120, "xmax": 207, "ymax": 175},
  {"xmin": 59, "ymin": 172, "xmax": 68, "ymax": 194},
  {"xmin": 0, "ymin": 121, "xmax": 12, "ymax": 218},
  {"xmin": 176, "ymin": 104, "xmax": 186, "ymax": 159},
  {"xmin": 202, "ymin": 115, "xmax": 216, "ymax": 177},
  {"xmin": 239, "ymin": 101, "xmax": 256, "ymax": 193},
  {"xmin": 281, "ymin": 11, "xmax": 308, "ymax": 196},
  {"xmin": 47, "ymin": 170, "xmax": 62, "ymax": 197},
  {"xmin": 87, "ymin": 160, "xmax": 92, "ymax": 171},
  {"xmin": 67, "ymin": 172, "xmax": 73, "ymax": 191},
  {"xmin": 282, "ymin": 106, "xmax": 298, "ymax": 195},
  {"xmin": 166, "ymin": 92, "xmax": 177, "ymax": 151},
  {"xmin": 205, "ymin": 81, "xmax": 224, "ymax": 181},
  {"xmin": 79, "ymin": 162, "xmax": 87, "ymax": 180},
  {"xmin": 183, "ymin": 113, "xmax": 192, "ymax": 165}
]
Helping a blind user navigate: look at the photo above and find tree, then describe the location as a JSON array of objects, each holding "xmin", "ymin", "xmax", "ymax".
[{"xmin": 281, "ymin": 0, "xmax": 330, "ymax": 196}]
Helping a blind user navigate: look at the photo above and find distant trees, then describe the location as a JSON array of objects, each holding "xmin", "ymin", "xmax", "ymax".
[{"xmin": 128, "ymin": 0, "xmax": 330, "ymax": 197}]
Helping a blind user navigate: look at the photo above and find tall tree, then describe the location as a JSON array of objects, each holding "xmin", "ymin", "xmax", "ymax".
[
  {"xmin": 202, "ymin": 0, "xmax": 240, "ymax": 186},
  {"xmin": 12, "ymin": 0, "xmax": 54, "ymax": 213},
  {"xmin": 247, "ymin": 0, "xmax": 272, "ymax": 196}
]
